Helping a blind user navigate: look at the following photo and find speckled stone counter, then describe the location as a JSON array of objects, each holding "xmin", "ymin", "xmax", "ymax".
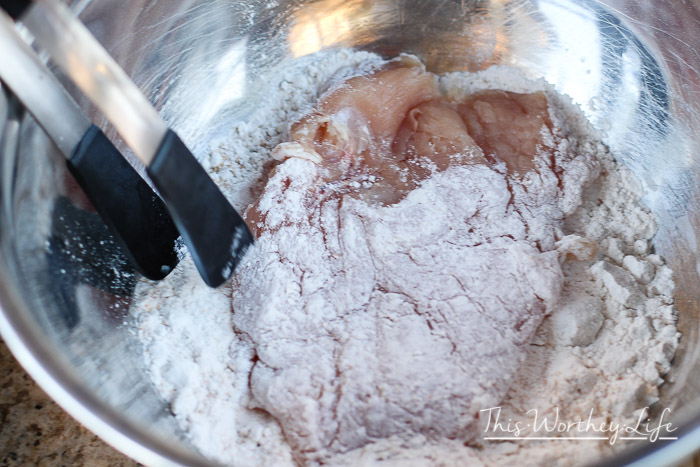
[{"xmin": 0, "ymin": 337, "xmax": 138, "ymax": 466}]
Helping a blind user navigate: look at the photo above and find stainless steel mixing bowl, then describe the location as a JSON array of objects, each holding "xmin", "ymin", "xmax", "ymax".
[{"xmin": 1, "ymin": 0, "xmax": 700, "ymax": 465}]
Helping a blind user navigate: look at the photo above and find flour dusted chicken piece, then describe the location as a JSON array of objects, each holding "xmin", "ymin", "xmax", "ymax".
[
  {"xmin": 457, "ymin": 90, "xmax": 553, "ymax": 174},
  {"xmin": 303, "ymin": 60, "xmax": 440, "ymax": 144},
  {"xmin": 235, "ymin": 165, "xmax": 563, "ymax": 463},
  {"xmin": 234, "ymin": 60, "xmax": 599, "ymax": 464},
  {"xmin": 392, "ymin": 100, "xmax": 486, "ymax": 187},
  {"xmin": 266, "ymin": 61, "xmax": 485, "ymax": 207},
  {"xmin": 273, "ymin": 60, "xmax": 444, "ymax": 206},
  {"xmin": 393, "ymin": 100, "xmax": 483, "ymax": 165}
]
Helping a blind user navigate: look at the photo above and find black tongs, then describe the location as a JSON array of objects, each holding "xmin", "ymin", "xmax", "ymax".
[{"xmin": 0, "ymin": 0, "xmax": 253, "ymax": 287}]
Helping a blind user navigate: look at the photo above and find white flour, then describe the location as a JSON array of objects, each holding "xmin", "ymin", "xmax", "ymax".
[{"xmin": 132, "ymin": 49, "xmax": 679, "ymax": 466}]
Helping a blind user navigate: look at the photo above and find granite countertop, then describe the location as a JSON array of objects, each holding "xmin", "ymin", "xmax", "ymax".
[
  {"xmin": 2, "ymin": 335, "xmax": 699, "ymax": 467},
  {"xmin": 0, "ymin": 337, "xmax": 138, "ymax": 466}
]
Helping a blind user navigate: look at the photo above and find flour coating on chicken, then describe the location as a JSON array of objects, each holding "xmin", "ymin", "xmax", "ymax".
[{"xmin": 231, "ymin": 59, "xmax": 600, "ymax": 463}]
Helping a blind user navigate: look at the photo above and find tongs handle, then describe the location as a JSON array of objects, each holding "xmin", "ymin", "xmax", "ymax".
[
  {"xmin": 0, "ymin": 0, "xmax": 29, "ymax": 19},
  {"xmin": 0, "ymin": 10, "xmax": 180, "ymax": 280},
  {"xmin": 1, "ymin": 0, "xmax": 253, "ymax": 287},
  {"xmin": 8, "ymin": 0, "xmax": 167, "ymax": 165}
]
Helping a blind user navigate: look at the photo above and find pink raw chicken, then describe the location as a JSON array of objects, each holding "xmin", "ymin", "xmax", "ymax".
[
  {"xmin": 233, "ymin": 60, "xmax": 594, "ymax": 463},
  {"xmin": 458, "ymin": 90, "xmax": 553, "ymax": 174}
]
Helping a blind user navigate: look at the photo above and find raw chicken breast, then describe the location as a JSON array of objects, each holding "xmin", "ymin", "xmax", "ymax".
[
  {"xmin": 457, "ymin": 90, "xmax": 553, "ymax": 174},
  {"xmin": 392, "ymin": 99, "xmax": 486, "ymax": 185},
  {"xmin": 278, "ymin": 60, "xmax": 442, "ymax": 205},
  {"xmin": 393, "ymin": 100, "xmax": 481, "ymax": 165},
  {"xmin": 305, "ymin": 61, "xmax": 441, "ymax": 144},
  {"xmin": 233, "ymin": 59, "xmax": 599, "ymax": 464}
]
